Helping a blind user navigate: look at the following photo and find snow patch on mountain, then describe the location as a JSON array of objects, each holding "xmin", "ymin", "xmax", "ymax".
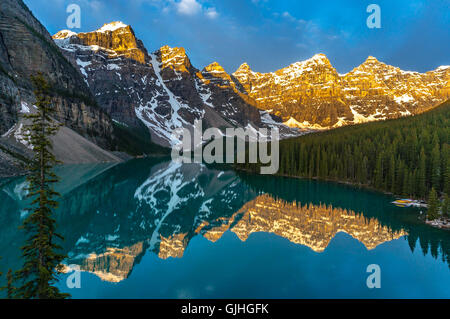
[
  {"xmin": 97, "ymin": 21, "xmax": 128, "ymax": 33},
  {"xmin": 134, "ymin": 162, "xmax": 205, "ymax": 249},
  {"xmin": 150, "ymin": 53, "xmax": 191, "ymax": 127},
  {"xmin": 20, "ymin": 101, "xmax": 30, "ymax": 114},
  {"xmin": 52, "ymin": 30, "xmax": 78, "ymax": 46},
  {"xmin": 349, "ymin": 106, "xmax": 387, "ymax": 124},
  {"xmin": 283, "ymin": 117, "xmax": 327, "ymax": 130},
  {"xmin": 76, "ymin": 58, "xmax": 91, "ymax": 68},
  {"xmin": 135, "ymin": 54, "xmax": 204, "ymax": 146},
  {"xmin": 436, "ymin": 65, "xmax": 450, "ymax": 71},
  {"xmin": 260, "ymin": 111, "xmax": 278, "ymax": 126},
  {"xmin": 1, "ymin": 124, "xmax": 17, "ymax": 138},
  {"xmin": 107, "ymin": 63, "xmax": 121, "ymax": 71},
  {"xmin": 14, "ymin": 123, "xmax": 33, "ymax": 150},
  {"xmin": 394, "ymin": 94, "xmax": 414, "ymax": 104}
]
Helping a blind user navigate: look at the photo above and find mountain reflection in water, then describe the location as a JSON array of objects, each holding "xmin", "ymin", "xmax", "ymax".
[
  {"xmin": 0, "ymin": 159, "xmax": 448, "ymax": 287},
  {"xmin": 64, "ymin": 194, "xmax": 407, "ymax": 283},
  {"xmin": 197, "ymin": 195, "xmax": 407, "ymax": 253}
]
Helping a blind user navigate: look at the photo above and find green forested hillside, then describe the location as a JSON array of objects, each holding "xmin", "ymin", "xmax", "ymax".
[
  {"xmin": 241, "ymin": 101, "xmax": 449, "ymax": 199},
  {"xmin": 112, "ymin": 121, "xmax": 170, "ymax": 156}
]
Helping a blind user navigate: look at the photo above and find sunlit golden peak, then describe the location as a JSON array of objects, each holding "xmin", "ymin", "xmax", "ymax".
[
  {"xmin": 52, "ymin": 29, "xmax": 77, "ymax": 39},
  {"xmin": 366, "ymin": 55, "xmax": 379, "ymax": 62},
  {"xmin": 159, "ymin": 45, "xmax": 191, "ymax": 72},
  {"xmin": 236, "ymin": 62, "xmax": 251, "ymax": 72},
  {"xmin": 160, "ymin": 45, "xmax": 186, "ymax": 55},
  {"xmin": 204, "ymin": 62, "xmax": 227, "ymax": 73},
  {"xmin": 96, "ymin": 21, "xmax": 129, "ymax": 33}
]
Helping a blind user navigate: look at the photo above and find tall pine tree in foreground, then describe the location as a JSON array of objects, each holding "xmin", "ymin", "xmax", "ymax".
[{"xmin": 14, "ymin": 74, "xmax": 69, "ymax": 299}]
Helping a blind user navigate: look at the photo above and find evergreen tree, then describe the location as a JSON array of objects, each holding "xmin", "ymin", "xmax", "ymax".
[
  {"xmin": 14, "ymin": 74, "xmax": 69, "ymax": 299},
  {"xmin": 427, "ymin": 188, "xmax": 440, "ymax": 221},
  {"xmin": 388, "ymin": 154, "xmax": 395, "ymax": 192},
  {"xmin": 442, "ymin": 193, "xmax": 449, "ymax": 218},
  {"xmin": 443, "ymin": 146, "xmax": 450, "ymax": 195},
  {"xmin": 431, "ymin": 143, "xmax": 441, "ymax": 190},
  {"xmin": 0, "ymin": 264, "xmax": 14, "ymax": 299},
  {"xmin": 402, "ymin": 170, "xmax": 409, "ymax": 196},
  {"xmin": 374, "ymin": 153, "xmax": 383, "ymax": 189},
  {"xmin": 1, "ymin": 270, "xmax": 16, "ymax": 299},
  {"xmin": 417, "ymin": 148, "xmax": 427, "ymax": 198},
  {"xmin": 361, "ymin": 156, "xmax": 368, "ymax": 184}
]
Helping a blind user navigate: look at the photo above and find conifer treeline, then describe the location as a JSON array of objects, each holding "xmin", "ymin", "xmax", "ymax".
[{"xmin": 241, "ymin": 101, "xmax": 449, "ymax": 199}]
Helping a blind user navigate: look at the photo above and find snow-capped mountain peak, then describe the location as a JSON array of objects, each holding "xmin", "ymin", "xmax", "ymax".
[
  {"xmin": 237, "ymin": 62, "xmax": 251, "ymax": 71},
  {"xmin": 364, "ymin": 55, "xmax": 380, "ymax": 63},
  {"xmin": 159, "ymin": 45, "xmax": 192, "ymax": 73},
  {"xmin": 96, "ymin": 21, "xmax": 129, "ymax": 33},
  {"xmin": 308, "ymin": 53, "xmax": 330, "ymax": 64},
  {"xmin": 202, "ymin": 62, "xmax": 231, "ymax": 81},
  {"xmin": 53, "ymin": 29, "xmax": 78, "ymax": 39},
  {"xmin": 233, "ymin": 52, "xmax": 449, "ymax": 129},
  {"xmin": 436, "ymin": 65, "xmax": 450, "ymax": 72}
]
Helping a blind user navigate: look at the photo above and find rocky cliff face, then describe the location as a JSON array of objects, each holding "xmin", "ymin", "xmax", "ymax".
[
  {"xmin": 53, "ymin": 25, "xmax": 156, "ymax": 129},
  {"xmin": 0, "ymin": 0, "xmax": 115, "ymax": 149},
  {"xmin": 53, "ymin": 23, "xmax": 300, "ymax": 147},
  {"xmin": 233, "ymin": 55, "xmax": 450, "ymax": 129},
  {"xmin": 69, "ymin": 22, "xmax": 148, "ymax": 64}
]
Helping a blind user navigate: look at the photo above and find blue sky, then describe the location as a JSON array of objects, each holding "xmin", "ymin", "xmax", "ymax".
[{"xmin": 24, "ymin": 0, "xmax": 449, "ymax": 74}]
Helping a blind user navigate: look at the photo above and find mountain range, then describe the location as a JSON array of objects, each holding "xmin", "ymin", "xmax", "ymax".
[
  {"xmin": 53, "ymin": 21, "xmax": 450, "ymax": 143},
  {"xmin": 52, "ymin": 22, "xmax": 299, "ymax": 148},
  {"xmin": 0, "ymin": 0, "xmax": 449, "ymax": 176}
]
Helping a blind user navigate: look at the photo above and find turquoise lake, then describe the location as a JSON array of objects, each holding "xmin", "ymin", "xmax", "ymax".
[{"xmin": 0, "ymin": 158, "xmax": 449, "ymax": 299}]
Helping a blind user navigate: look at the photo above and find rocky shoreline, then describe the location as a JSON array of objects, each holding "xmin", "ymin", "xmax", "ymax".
[{"xmin": 426, "ymin": 218, "xmax": 450, "ymax": 230}]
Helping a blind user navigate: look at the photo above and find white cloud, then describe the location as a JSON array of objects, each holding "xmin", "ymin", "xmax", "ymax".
[
  {"xmin": 205, "ymin": 7, "xmax": 218, "ymax": 19},
  {"xmin": 140, "ymin": 0, "xmax": 219, "ymax": 19},
  {"xmin": 176, "ymin": 0, "xmax": 202, "ymax": 16}
]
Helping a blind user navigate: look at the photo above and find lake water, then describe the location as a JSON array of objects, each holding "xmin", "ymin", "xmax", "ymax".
[{"xmin": 0, "ymin": 158, "xmax": 449, "ymax": 299}]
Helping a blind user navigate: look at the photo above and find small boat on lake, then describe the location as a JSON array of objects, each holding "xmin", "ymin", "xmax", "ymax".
[{"xmin": 392, "ymin": 199, "xmax": 427, "ymax": 208}]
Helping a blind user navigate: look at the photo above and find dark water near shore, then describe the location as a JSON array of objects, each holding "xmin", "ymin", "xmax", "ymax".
[{"xmin": 0, "ymin": 158, "xmax": 449, "ymax": 298}]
